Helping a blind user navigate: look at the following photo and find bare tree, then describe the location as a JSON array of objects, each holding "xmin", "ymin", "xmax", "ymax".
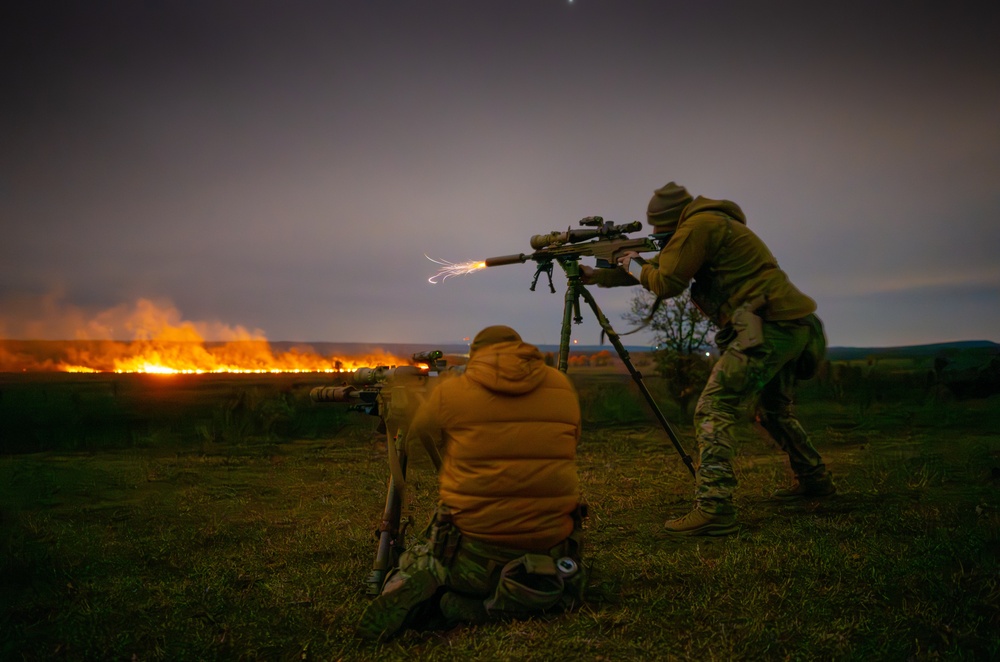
[
  {"xmin": 624, "ymin": 289, "xmax": 716, "ymax": 415},
  {"xmin": 623, "ymin": 289, "xmax": 714, "ymax": 355}
]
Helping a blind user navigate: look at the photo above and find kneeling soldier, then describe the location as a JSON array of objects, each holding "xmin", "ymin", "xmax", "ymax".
[{"xmin": 357, "ymin": 325, "xmax": 586, "ymax": 640}]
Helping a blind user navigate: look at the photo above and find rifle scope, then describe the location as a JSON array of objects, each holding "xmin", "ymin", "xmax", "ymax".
[
  {"xmin": 529, "ymin": 219, "xmax": 642, "ymax": 250},
  {"xmin": 411, "ymin": 350, "xmax": 443, "ymax": 363}
]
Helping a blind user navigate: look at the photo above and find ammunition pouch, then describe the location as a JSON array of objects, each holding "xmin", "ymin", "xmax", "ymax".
[
  {"xmin": 488, "ymin": 503, "xmax": 588, "ymax": 614},
  {"xmin": 485, "ymin": 554, "xmax": 565, "ymax": 614},
  {"xmin": 794, "ymin": 314, "xmax": 826, "ymax": 380},
  {"xmin": 434, "ymin": 502, "xmax": 588, "ymax": 615},
  {"xmin": 726, "ymin": 295, "xmax": 767, "ymax": 352},
  {"xmin": 429, "ymin": 506, "xmax": 463, "ymax": 566}
]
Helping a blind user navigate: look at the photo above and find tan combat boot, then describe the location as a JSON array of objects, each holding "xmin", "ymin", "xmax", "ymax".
[
  {"xmin": 772, "ymin": 473, "xmax": 836, "ymax": 501},
  {"xmin": 664, "ymin": 509, "xmax": 738, "ymax": 536}
]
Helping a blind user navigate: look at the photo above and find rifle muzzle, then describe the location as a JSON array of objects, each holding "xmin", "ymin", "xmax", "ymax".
[
  {"xmin": 485, "ymin": 254, "xmax": 527, "ymax": 267},
  {"xmin": 309, "ymin": 385, "xmax": 359, "ymax": 403}
]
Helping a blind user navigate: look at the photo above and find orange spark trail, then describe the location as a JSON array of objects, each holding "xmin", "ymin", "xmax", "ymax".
[{"xmin": 425, "ymin": 254, "xmax": 487, "ymax": 284}]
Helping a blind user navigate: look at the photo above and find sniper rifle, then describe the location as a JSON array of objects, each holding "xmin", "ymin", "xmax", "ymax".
[
  {"xmin": 484, "ymin": 216, "xmax": 661, "ymax": 293},
  {"xmin": 310, "ymin": 350, "xmax": 457, "ymax": 595}
]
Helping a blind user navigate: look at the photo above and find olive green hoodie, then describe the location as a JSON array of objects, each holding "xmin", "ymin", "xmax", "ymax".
[{"xmin": 640, "ymin": 196, "xmax": 817, "ymax": 326}]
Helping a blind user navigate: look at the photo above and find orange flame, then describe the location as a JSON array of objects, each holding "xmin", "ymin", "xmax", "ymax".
[
  {"xmin": 0, "ymin": 298, "xmax": 408, "ymax": 374},
  {"xmin": 425, "ymin": 255, "xmax": 487, "ymax": 284}
]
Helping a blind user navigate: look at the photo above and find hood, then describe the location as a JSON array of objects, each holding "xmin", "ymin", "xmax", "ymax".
[
  {"xmin": 463, "ymin": 341, "xmax": 548, "ymax": 395},
  {"xmin": 678, "ymin": 196, "xmax": 747, "ymax": 226}
]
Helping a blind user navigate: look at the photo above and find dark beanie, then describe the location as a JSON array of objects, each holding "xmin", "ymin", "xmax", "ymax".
[
  {"xmin": 470, "ymin": 325, "xmax": 522, "ymax": 354},
  {"xmin": 646, "ymin": 182, "xmax": 693, "ymax": 229}
]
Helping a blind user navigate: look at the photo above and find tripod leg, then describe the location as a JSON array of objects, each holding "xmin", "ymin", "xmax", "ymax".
[
  {"xmin": 557, "ymin": 278, "xmax": 578, "ymax": 372},
  {"xmin": 577, "ymin": 284, "xmax": 696, "ymax": 477}
]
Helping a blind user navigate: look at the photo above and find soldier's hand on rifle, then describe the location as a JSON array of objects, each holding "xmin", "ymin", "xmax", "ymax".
[{"xmin": 617, "ymin": 251, "xmax": 646, "ymax": 280}]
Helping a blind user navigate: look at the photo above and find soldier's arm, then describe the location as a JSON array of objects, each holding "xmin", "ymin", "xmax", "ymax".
[
  {"xmin": 404, "ymin": 388, "xmax": 445, "ymax": 471},
  {"xmin": 640, "ymin": 223, "xmax": 708, "ymax": 298},
  {"xmin": 580, "ymin": 264, "xmax": 638, "ymax": 288}
]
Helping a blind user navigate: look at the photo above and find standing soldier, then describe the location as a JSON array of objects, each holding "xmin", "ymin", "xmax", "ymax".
[{"xmin": 583, "ymin": 182, "xmax": 834, "ymax": 536}]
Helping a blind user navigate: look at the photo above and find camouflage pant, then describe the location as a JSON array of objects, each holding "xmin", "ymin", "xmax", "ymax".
[
  {"xmin": 370, "ymin": 514, "xmax": 584, "ymax": 624},
  {"xmin": 694, "ymin": 315, "xmax": 828, "ymax": 515}
]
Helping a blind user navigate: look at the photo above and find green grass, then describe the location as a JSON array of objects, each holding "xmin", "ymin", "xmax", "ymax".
[
  {"xmin": 1, "ymin": 375, "xmax": 999, "ymax": 660},
  {"xmin": 0, "ymin": 374, "xmax": 349, "ymax": 454}
]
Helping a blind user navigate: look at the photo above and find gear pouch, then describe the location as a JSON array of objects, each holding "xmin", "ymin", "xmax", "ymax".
[
  {"xmin": 730, "ymin": 300, "xmax": 765, "ymax": 352},
  {"xmin": 485, "ymin": 554, "xmax": 564, "ymax": 615},
  {"xmin": 794, "ymin": 315, "xmax": 827, "ymax": 380}
]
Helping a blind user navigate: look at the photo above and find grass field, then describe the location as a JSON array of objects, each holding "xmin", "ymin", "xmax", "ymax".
[{"xmin": 1, "ymin": 370, "xmax": 999, "ymax": 660}]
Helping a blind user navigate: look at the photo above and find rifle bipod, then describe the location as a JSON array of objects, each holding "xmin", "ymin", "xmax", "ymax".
[{"xmin": 554, "ymin": 258, "xmax": 696, "ymax": 477}]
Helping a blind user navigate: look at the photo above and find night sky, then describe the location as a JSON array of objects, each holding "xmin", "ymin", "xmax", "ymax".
[{"xmin": 3, "ymin": 1, "xmax": 999, "ymax": 349}]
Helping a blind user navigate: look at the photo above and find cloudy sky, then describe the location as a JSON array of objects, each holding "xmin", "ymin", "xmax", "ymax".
[{"xmin": 3, "ymin": 1, "xmax": 998, "ymax": 349}]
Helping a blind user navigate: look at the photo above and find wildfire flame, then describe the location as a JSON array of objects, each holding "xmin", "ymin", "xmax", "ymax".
[
  {"xmin": 426, "ymin": 255, "xmax": 487, "ymax": 284},
  {"xmin": 0, "ymin": 297, "xmax": 408, "ymax": 374}
]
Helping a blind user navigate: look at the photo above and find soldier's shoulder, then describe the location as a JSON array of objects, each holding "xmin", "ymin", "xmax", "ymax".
[{"xmin": 683, "ymin": 196, "xmax": 747, "ymax": 225}]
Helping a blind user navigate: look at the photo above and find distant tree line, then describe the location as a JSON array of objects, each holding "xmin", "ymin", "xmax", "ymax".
[{"xmin": 625, "ymin": 290, "xmax": 1000, "ymax": 407}]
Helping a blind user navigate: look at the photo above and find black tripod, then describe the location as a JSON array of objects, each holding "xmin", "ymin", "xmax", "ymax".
[{"xmin": 532, "ymin": 257, "xmax": 696, "ymax": 477}]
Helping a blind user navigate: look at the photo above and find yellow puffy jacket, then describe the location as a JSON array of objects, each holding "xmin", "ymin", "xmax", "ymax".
[{"xmin": 406, "ymin": 340, "xmax": 580, "ymax": 550}]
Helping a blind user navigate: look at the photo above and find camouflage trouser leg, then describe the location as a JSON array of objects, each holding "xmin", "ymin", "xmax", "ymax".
[
  {"xmin": 693, "ymin": 369, "xmax": 741, "ymax": 515},
  {"xmin": 355, "ymin": 541, "xmax": 448, "ymax": 640},
  {"xmin": 693, "ymin": 320, "xmax": 814, "ymax": 514},
  {"xmin": 359, "ymin": 517, "xmax": 585, "ymax": 637},
  {"xmin": 758, "ymin": 361, "xmax": 827, "ymax": 482},
  {"xmin": 395, "ymin": 541, "xmax": 449, "ymax": 585},
  {"xmin": 446, "ymin": 537, "xmax": 514, "ymax": 598}
]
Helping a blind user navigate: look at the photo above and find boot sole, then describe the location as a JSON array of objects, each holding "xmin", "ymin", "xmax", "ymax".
[
  {"xmin": 440, "ymin": 592, "xmax": 489, "ymax": 626},
  {"xmin": 664, "ymin": 522, "xmax": 739, "ymax": 537},
  {"xmin": 772, "ymin": 491, "xmax": 836, "ymax": 502}
]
